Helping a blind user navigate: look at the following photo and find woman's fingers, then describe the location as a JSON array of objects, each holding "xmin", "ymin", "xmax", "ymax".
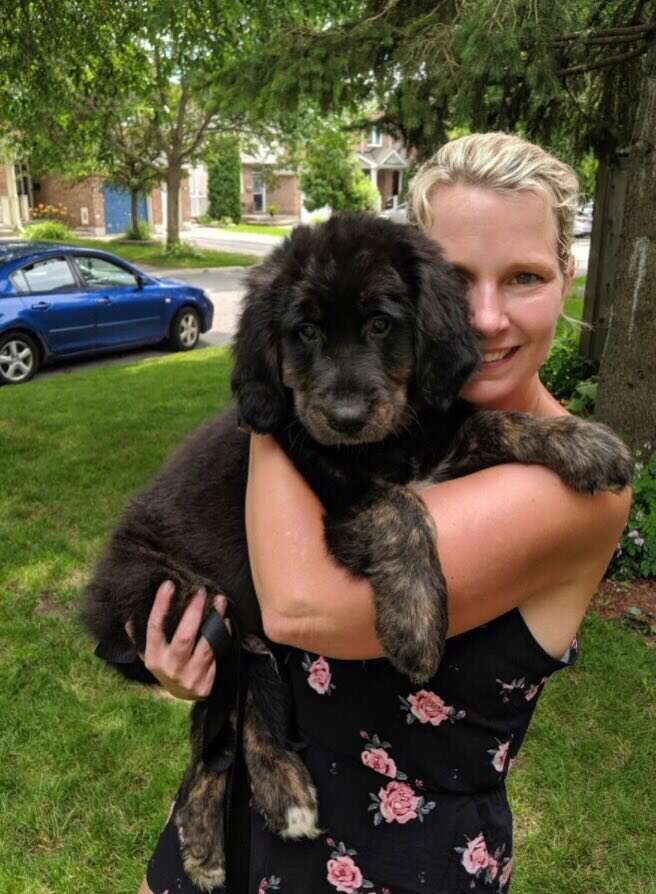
[{"xmin": 126, "ymin": 582, "xmax": 231, "ymax": 700}]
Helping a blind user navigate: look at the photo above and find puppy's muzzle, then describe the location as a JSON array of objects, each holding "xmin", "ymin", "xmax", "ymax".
[{"xmin": 323, "ymin": 398, "xmax": 370, "ymax": 436}]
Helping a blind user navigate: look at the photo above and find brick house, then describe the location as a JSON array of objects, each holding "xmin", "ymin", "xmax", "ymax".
[
  {"xmin": 34, "ymin": 170, "xmax": 198, "ymax": 235},
  {"xmin": 239, "ymin": 128, "xmax": 411, "ymax": 221}
]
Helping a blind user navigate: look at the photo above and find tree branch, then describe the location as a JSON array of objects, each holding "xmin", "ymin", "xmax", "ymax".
[
  {"xmin": 555, "ymin": 23, "xmax": 655, "ymax": 42},
  {"xmin": 559, "ymin": 45, "xmax": 650, "ymax": 76}
]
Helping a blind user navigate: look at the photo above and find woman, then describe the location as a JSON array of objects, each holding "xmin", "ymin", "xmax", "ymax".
[{"xmin": 140, "ymin": 133, "xmax": 630, "ymax": 893}]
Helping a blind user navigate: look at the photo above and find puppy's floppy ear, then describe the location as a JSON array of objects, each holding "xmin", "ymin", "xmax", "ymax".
[
  {"xmin": 410, "ymin": 237, "xmax": 481, "ymax": 411},
  {"xmin": 231, "ymin": 254, "xmax": 288, "ymax": 433}
]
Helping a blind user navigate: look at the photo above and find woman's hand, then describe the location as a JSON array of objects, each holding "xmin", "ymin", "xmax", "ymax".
[{"xmin": 126, "ymin": 580, "xmax": 229, "ymax": 701}]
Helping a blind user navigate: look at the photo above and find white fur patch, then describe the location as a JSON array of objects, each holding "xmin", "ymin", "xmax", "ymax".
[{"xmin": 280, "ymin": 805, "xmax": 321, "ymax": 840}]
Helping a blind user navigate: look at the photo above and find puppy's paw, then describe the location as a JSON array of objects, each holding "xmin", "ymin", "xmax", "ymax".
[
  {"xmin": 385, "ymin": 635, "xmax": 443, "ymax": 685},
  {"xmin": 175, "ymin": 766, "xmax": 227, "ymax": 891},
  {"xmin": 552, "ymin": 421, "xmax": 634, "ymax": 495},
  {"xmin": 249, "ymin": 746, "xmax": 321, "ymax": 840}
]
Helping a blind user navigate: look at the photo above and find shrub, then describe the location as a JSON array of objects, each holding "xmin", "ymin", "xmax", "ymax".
[
  {"xmin": 24, "ymin": 221, "xmax": 73, "ymax": 241},
  {"xmin": 207, "ymin": 135, "xmax": 242, "ymax": 224},
  {"xmin": 540, "ymin": 327, "xmax": 594, "ymax": 401},
  {"xmin": 124, "ymin": 220, "xmax": 151, "ymax": 241},
  {"xmin": 197, "ymin": 212, "xmax": 214, "ymax": 225},
  {"xmin": 566, "ymin": 377, "xmax": 598, "ymax": 417},
  {"xmin": 268, "ymin": 203, "xmax": 279, "ymax": 218},
  {"xmin": 301, "ymin": 124, "xmax": 380, "ymax": 213},
  {"xmin": 163, "ymin": 241, "xmax": 202, "ymax": 259},
  {"xmin": 612, "ymin": 448, "xmax": 656, "ymax": 580}
]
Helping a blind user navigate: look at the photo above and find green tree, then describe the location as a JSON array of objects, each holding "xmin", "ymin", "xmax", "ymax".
[
  {"xmin": 207, "ymin": 135, "xmax": 242, "ymax": 223},
  {"xmin": 2, "ymin": 1, "xmax": 312, "ymax": 246},
  {"xmin": 301, "ymin": 124, "xmax": 379, "ymax": 212}
]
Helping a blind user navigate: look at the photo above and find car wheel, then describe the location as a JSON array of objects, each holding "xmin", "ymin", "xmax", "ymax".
[
  {"xmin": 0, "ymin": 332, "xmax": 40, "ymax": 385},
  {"xmin": 169, "ymin": 307, "xmax": 201, "ymax": 351}
]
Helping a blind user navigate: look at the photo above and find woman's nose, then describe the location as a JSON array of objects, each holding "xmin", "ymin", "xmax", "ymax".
[{"xmin": 468, "ymin": 283, "xmax": 509, "ymax": 336}]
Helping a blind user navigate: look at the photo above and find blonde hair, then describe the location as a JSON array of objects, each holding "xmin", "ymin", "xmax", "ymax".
[{"xmin": 409, "ymin": 132, "xmax": 580, "ymax": 272}]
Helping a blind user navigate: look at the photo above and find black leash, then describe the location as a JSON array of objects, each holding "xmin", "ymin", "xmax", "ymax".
[{"xmin": 199, "ymin": 606, "xmax": 251, "ymax": 893}]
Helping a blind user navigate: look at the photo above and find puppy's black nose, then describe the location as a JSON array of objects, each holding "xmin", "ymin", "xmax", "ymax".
[{"xmin": 325, "ymin": 400, "xmax": 369, "ymax": 434}]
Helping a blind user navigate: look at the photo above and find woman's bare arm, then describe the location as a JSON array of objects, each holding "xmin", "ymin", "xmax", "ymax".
[{"xmin": 246, "ymin": 434, "xmax": 630, "ymax": 659}]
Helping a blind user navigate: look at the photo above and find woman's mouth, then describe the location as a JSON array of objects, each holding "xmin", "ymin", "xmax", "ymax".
[{"xmin": 481, "ymin": 346, "xmax": 520, "ymax": 367}]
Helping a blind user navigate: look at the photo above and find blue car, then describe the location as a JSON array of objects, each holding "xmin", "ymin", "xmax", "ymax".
[{"xmin": 0, "ymin": 241, "xmax": 214, "ymax": 384}]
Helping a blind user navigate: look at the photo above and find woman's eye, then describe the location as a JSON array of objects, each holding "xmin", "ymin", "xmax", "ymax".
[
  {"xmin": 298, "ymin": 323, "xmax": 320, "ymax": 343},
  {"xmin": 368, "ymin": 316, "xmax": 391, "ymax": 337},
  {"xmin": 511, "ymin": 272, "xmax": 543, "ymax": 286}
]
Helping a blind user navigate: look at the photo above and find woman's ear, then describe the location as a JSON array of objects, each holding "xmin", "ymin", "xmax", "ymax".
[{"xmin": 231, "ymin": 260, "xmax": 288, "ymax": 433}]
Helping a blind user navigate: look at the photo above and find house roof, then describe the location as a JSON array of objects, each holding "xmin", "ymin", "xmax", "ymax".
[{"xmin": 358, "ymin": 147, "xmax": 409, "ymax": 169}]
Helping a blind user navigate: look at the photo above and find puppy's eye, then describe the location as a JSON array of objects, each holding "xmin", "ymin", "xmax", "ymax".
[
  {"xmin": 368, "ymin": 316, "xmax": 391, "ymax": 337},
  {"xmin": 298, "ymin": 323, "xmax": 320, "ymax": 343}
]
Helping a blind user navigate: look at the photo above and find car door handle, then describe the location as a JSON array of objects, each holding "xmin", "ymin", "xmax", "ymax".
[
  {"xmin": 95, "ymin": 297, "xmax": 112, "ymax": 305},
  {"xmin": 31, "ymin": 301, "xmax": 50, "ymax": 310}
]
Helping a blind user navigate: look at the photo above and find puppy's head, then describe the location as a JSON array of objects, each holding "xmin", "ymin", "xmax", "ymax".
[{"xmin": 231, "ymin": 213, "xmax": 480, "ymax": 444}]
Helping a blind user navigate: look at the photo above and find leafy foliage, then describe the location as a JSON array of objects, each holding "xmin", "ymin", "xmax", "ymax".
[
  {"xmin": 539, "ymin": 327, "xmax": 594, "ymax": 401},
  {"xmin": 25, "ymin": 221, "xmax": 73, "ymax": 241},
  {"xmin": 207, "ymin": 136, "xmax": 242, "ymax": 224},
  {"xmin": 301, "ymin": 124, "xmax": 379, "ymax": 212},
  {"xmin": 123, "ymin": 220, "xmax": 152, "ymax": 242},
  {"xmin": 612, "ymin": 449, "xmax": 656, "ymax": 580}
]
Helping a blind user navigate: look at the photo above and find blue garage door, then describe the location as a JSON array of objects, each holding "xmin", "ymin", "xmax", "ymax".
[{"xmin": 102, "ymin": 186, "xmax": 148, "ymax": 234}]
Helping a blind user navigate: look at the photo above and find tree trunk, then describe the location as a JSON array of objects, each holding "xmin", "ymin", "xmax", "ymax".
[
  {"xmin": 579, "ymin": 152, "xmax": 629, "ymax": 364},
  {"xmin": 166, "ymin": 165, "xmax": 182, "ymax": 247},
  {"xmin": 595, "ymin": 38, "xmax": 656, "ymax": 455},
  {"xmin": 130, "ymin": 188, "xmax": 140, "ymax": 237}
]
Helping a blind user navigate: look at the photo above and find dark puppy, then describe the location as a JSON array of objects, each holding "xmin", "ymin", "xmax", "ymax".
[{"xmin": 84, "ymin": 213, "xmax": 632, "ymax": 890}]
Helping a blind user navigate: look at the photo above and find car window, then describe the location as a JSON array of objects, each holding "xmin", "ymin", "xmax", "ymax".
[
  {"xmin": 76, "ymin": 256, "xmax": 138, "ymax": 289},
  {"xmin": 12, "ymin": 257, "xmax": 77, "ymax": 294}
]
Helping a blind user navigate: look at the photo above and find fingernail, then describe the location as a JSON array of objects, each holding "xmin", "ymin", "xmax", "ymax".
[
  {"xmin": 162, "ymin": 580, "xmax": 175, "ymax": 596},
  {"xmin": 214, "ymin": 594, "xmax": 227, "ymax": 614}
]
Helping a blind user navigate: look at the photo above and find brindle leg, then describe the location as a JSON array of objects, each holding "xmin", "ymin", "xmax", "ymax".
[
  {"xmin": 325, "ymin": 484, "xmax": 448, "ymax": 683},
  {"xmin": 175, "ymin": 753, "xmax": 229, "ymax": 892},
  {"xmin": 435, "ymin": 411, "xmax": 633, "ymax": 493},
  {"xmin": 244, "ymin": 691, "xmax": 321, "ymax": 840}
]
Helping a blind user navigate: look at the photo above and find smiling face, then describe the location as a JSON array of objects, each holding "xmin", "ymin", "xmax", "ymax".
[{"xmin": 427, "ymin": 184, "xmax": 573, "ymax": 412}]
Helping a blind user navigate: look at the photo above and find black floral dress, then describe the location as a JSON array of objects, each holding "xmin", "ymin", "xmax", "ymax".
[{"xmin": 147, "ymin": 607, "xmax": 577, "ymax": 894}]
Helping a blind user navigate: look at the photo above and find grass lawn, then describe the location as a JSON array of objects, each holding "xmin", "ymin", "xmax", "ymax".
[
  {"xmin": 1, "ymin": 348, "xmax": 654, "ymax": 893},
  {"xmin": 62, "ymin": 237, "xmax": 259, "ymax": 269}
]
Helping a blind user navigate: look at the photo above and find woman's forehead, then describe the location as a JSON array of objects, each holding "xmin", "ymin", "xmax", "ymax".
[{"xmin": 427, "ymin": 184, "xmax": 560, "ymax": 266}]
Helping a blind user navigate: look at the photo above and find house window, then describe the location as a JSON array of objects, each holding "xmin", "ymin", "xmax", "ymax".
[
  {"xmin": 368, "ymin": 127, "xmax": 383, "ymax": 147},
  {"xmin": 253, "ymin": 171, "xmax": 266, "ymax": 212}
]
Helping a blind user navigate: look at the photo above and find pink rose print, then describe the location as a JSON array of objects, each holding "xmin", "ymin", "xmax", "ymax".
[
  {"xmin": 302, "ymin": 654, "xmax": 335, "ymax": 694},
  {"xmin": 326, "ymin": 856, "xmax": 363, "ymax": 893},
  {"xmin": 408, "ymin": 690, "xmax": 449, "ymax": 725},
  {"xmin": 378, "ymin": 781, "xmax": 421, "ymax": 824},
  {"xmin": 499, "ymin": 857, "xmax": 513, "ymax": 889},
  {"xmin": 325, "ymin": 841, "xmax": 373, "ymax": 892},
  {"xmin": 488, "ymin": 740, "xmax": 510, "ymax": 773},
  {"xmin": 456, "ymin": 834, "xmax": 506, "ymax": 886},
  {"xmin": 361, "ymin": 746, "xmax": 397, "ymax": 779},
  {"xmin": 461, "ymin": 833, "xmax": 492, "ymax": 876},
  {"xmin": 257, "ymin": 875, "xmax": 281, "ymax": 893},
  {"xmin": 524, "ymin": 676, "xmax": 548, "ymax": 701},
  {"xmin": 399, "ymin": 690, "xmax": 465, "ymax": 726}
]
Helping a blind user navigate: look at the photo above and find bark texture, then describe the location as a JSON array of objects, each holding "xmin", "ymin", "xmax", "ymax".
[
  {"xmin": 595, "ymin": 38, "xmax": 656, "ymax": 454},
  {"xmin": 166, "ymin": 166, "xmax": 181, "ymax": 246}
]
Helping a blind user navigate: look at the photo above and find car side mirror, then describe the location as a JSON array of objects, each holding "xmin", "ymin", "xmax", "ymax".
[{"xmin": 135, "ymin": 274, "xmax": 145, "ymax": 289}]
